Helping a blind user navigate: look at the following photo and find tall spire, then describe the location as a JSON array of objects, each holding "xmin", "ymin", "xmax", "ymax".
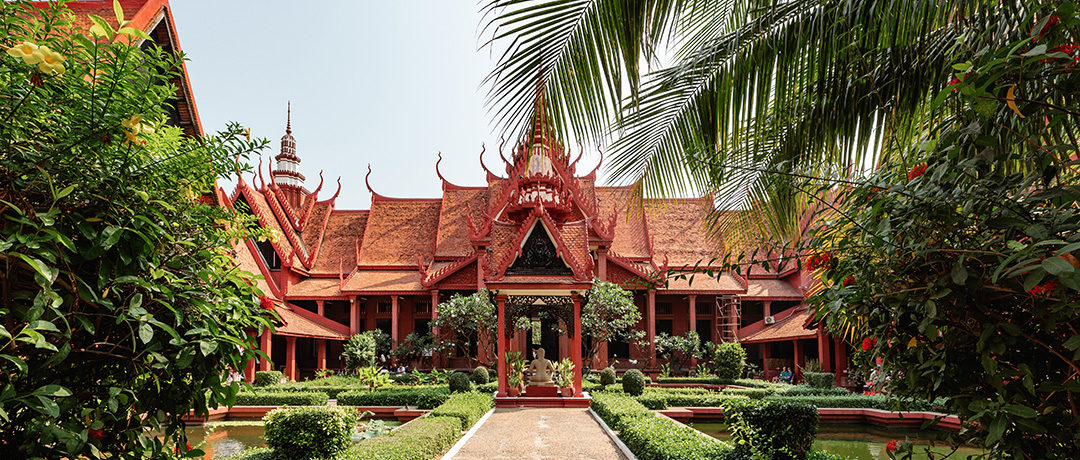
[
  {"xmin": 273, "ymin": 102, "xmax": 305, "ymax": 208},
  {"xmin": 286, "ymin": 100, "xmax": 292, "ymax": 135}
]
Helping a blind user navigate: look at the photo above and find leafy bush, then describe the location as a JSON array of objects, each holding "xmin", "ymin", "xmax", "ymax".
[
  {"xmin": 338, "ymin": 387, "xmax": 450, "ymax": 409},
  {"xmin": 221, "ymin": 447, "xmax": 273, "ymax": 460},
  {"xmin": 235, "ymin": 391, "xmax": 328, "ymax": 406},
  {"xmin": 448, "ymin": 372, "xmax": 472, "ymax": 393},
  {"xmin": 591, "ymin": 393, "xmax": 729, "ymax": 460},
  {"xmin": 723, "ymin": 400, "xmax": 819, "ymax": 460},
  {"xmin": 428, "ymin": 392, "xmax": 494, "ymax": 430},
  {"xmin": 720, "ymin": 388, "xmax": 772, "ymax": 399},
  {"xmin": 262, "ymin": 383, "xmax": 355, "ymax": 400},
  {"xmin": 600, "ymin": 367, "xmax": 617, "ymax": 385},
  {"xmin": 780, "ymin": 385, "xmax": 850, "ymax": 397},
  {"xmin": 255, "ymin": 371, "xmax": 286, "ymax": 387},
  {"xmin": 623, "ymin": 369, "xmax": 647, "ymax": 396},
  {"xmin": 470, "ymin": 366, "xmax": 490, "ymax": 385},
  {"xmin": 655, "ymin": 376, "xmax": 730, "ymax": 385},
  {"xmin": 636, "ymin": 393, "xmax": 668, "ymax": 409},
  {"xmin": 342, "ymin": 332, "xmax": 378, "ymax": 373},
  {"xmin": 264, "ymin": 406, "xmax": 358, "ymax": 460},
  {"xmin": 345, "ymin": 416, "xmax": 460, "ymax": 460},
  {"xmin": 733, "ymin": 379, "xmax": 791, "ymax": 390},
  {"xmin": 803, "ymin": 372, "xmax": 835, "ymax": 389},
  {"xmin": 763, "ymin": 394, "xmax": 889, "ymax": 410},
  {"xmin": 712, "ymin": 342, "xmax": 747, "ymax": 380},
  {"xmin": 476, "ymin": 382, "xmax": 498, "ymax": 394}
]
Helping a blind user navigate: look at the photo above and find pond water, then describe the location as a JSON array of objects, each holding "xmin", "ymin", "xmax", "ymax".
[
  {"xmin": 688, "ymin": 422, "xmax": 985, "ymax": 460},
  {"xmin": 185, "ymin": 420, "xmax": 402, "ymax": 459}
]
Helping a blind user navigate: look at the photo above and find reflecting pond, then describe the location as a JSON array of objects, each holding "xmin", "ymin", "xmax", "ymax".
[
  {"xmin": 185, "ymin": 420, "xmax": 402, "ymax": 459},
  {"xmin": 688, "ymin": 422, "xmax": 985, "ymax": 460}
]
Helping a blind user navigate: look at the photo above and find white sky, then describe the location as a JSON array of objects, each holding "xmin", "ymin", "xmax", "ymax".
[{"xmin": 171, "ymin": 1, "xmax": 603, "ymax": 210}]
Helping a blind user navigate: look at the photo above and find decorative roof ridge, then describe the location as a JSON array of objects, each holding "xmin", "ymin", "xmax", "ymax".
[
  {"xmin": 421, "ymin": 253, "xmax": 478, "ymax": 288},
  {"xmin": 480, "ymin": 144, "xmax": 504, "ymax": 180},
  {"xmin": 330, "ymin": 209, "xmax": 369, "ymax": 215},
  {"xmin": 607, "ymin": 250, "xmax": 662, "ymax": 285},
  {"xmin": 488, "ymin": 209, "xmax": 543, "ymax": 280},
  {"xmin": 237, "ymin": 231, "xmax": 283, "ymax": 299},
  {"xmin": 300, "ymin": 193, "xmax": 335, "ymax": 271},
  {"xmin": 366, "ymin": 165, "xmax": 442, "ymax": 202},
  {"xmin": 231, "ymin": 184, "xmax": 291, "ymax": 270},
  {"xmin": 584, "ymin": 146, "xmax": 603, "ymax": 180},
  {"xmin": 295, "ymin": 171, "xmax": 325, "ymax": 227},
  {"xmin": 465, "ymin": 203, "xmax": 494, "ymax": 242},
  {"xmin": 259, "ymin": 178, "xmax": 310, "ymax": 266}
]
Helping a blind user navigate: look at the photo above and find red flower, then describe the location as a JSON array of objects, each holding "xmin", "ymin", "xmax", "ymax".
[
  {"xmin": 907, "ymin": 163, "xmax": 927, "ymax": 181},
  {"xmin": 861, "ymin": 337, "xmax": 877, "ymax": 352},
  {"xmin": 808, "ymin": 252, "xmax": 832, "ymax": 270},
  {"xmin": 1028, "ymin": 280, "xmax": 1060, "ymax": 296},
  {"xmin": 88, "ymin": 429, "xmax": 105, "ymax": 440},
  {"xmin": 947, "ymin": 73, "xmax": 970, "ymax": 91},
  {"xmin": 1048, "ymin": 44, "xmax": 1080, "ymax": 63},
  {"xmin": 887, "ymin": 439, "xmax": 898, "ymax": 452},
  {"xmin": 843, "ymin": 276, "xmax": 855, "ymax": 286},
  {"xmin": 259, "ymin": 296, "xmax": 275, "ymax": 310},
  {"xmin": 1031, "ymin": 15, "xmax": 1060, "ymax": 42}
]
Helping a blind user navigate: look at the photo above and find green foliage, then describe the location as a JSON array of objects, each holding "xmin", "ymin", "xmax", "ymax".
[
  {"xmin": 655, "ymin": 376, "xmax": 730, "ymax": 385},
  {"xmin": 431, "ymin": 290, "xmax": 495, "ymax": 366},
  {"xmin": 355, "ymin": 366, "xmax": 390, "ymax": 391},
  {"xmin": 723, "ymin": 400, "xmax": 819, "ymax": 460},
  {"xmin": 802, "ymin": 359, "xmax": 826, "ymax": 373},
  {"xmin": 337, "ymin": 387, "xmax": 450, "ymax": 409},
  {"xmin": 366, "ymin": 329, "xmax": 393, "ymax": 359},
  {"xmin": 392, "ymin": 331, "xmax": 439, "ymax": 362},
  {"xmin": 622, "ymin": 368, "xmax": 647, "ymax": 396},
  {"xmin": 475, "ymin": 382, "xmax": 498, "ymax": 394},
  {"xmin": 448, "ymin": 372, "xmax": 471, "ymax": 393},
  {"xmin": 777, "ymin": 385, "xmax": 850, "ymax": 397},
  {"xmin": 470, "ymin": 366, "xmax": 490, "ymax": 385},
  {"xmin": 221, "ymin": 447, "xmax": 273, "ymax": 460},
  {"xmin": 721, "ymin": 388, "xmax": 773, "ymax": 399},
  {"xmin": 0, "ymin": 3, "xmax": 273, "ymax": 457},
  {"xmin": 235, "ymin": 391, "xmax": 328, "ymax": 406},
  {"xmin": 582, "ymin": 280, "xmax": 643, "ymax": 367},
  {"xmin": 505, "ymin": 350, "xmax": 526, "ymax": 387},
  {"xmin": 803, "ymin": 372, "xmax": 835, "ymax": 389},
  {"xmin": 345, "ymin": 416, "xmax": 460, "ymax": 460},
  {"xmin": 342, "ymin": 332, "xmax": 377, "ymax": 373},
  {"xmin": 428, "ymin": 392, "xmax": 493, "ymax": 430},
  {"xmin": 264, "ymin": 406, "xmax": 357, "ymax": 460},
  {"xmin": 762, "ymin": 395, "xmax": 891, "ymax": 410},
  {"xmin": 591, "ymin": 393, "xmax": 730, "ymax": 460},
  {"xmin": 555, "ymin": 357, "xmax": 575, "ymax": 388},
  {"xmin": 637, "ymin": 392, "xmax": 749, "ymax": 409},
  {"xmin": 254, "ymin": 371, "xmax": 286, "ymax": 387},
  {"xmin": 710, "ymin": 342, "xmax": 747, "ymax": 380},
  {"xmin": 600, "ymin": 367, "xmax": 617, "ymax": 386},
  {"xmin": 656, "ymin": 331, "xmax": 701, "ymax": 374}
]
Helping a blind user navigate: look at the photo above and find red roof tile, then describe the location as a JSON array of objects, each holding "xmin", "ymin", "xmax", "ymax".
[
  {"xmin": 645, "ymin": 198, "xmax": 723, "ymax": 268},
  {"xmin": 434, "ymin": 188, "xmax": 487, "ymax": 258},
  {"xmin": 287, "ymin": 278, "xmax": 344, "ymax": 298},
  {"xmin": 343, "ymin": 270, "xmax": 424, "ymax": 292},
  {"xmin": 275, "ymin": 304, "xmax": 349, "ymax": 340},
  {"xmin": 743, "ymin": 279, "xmax": 803, "ymax": 299},
  {"xmin": 596, "ymin": 187, "xmax": 650, "ymax": 258},
  {"xmin": 739, "ymin": 309, "xmax": 818, "ymax": 343},
  {"xmin": 662, "ymin": 271, "xmax": 744, "ymax": 293},
  {"xmin": 310, "ymin": 211, "xmax": 367, "ymax": 274},
  {"xmin": 359, "ymin": 200, "xmax": 441, "ymax": 266}
]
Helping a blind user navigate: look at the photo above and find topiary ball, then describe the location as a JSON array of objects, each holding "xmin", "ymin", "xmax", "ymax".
[
  {"xmin": 600, "ymin": 367, "xmax": 616, "ymax": 386},
  {"xmin": 470, "ymin": 366, "xmax": 490, "ymax": 385},
  {"xmin": 448, "ymin": 371, "xmax": 472, "ymax": 393},
  {"xmin": 622, "ymin": 369, "xmax": 646, "ymax": 396}
]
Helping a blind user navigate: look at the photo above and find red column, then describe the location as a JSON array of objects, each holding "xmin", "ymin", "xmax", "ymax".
[
  {"xmin": 431, "ymin": 290, "xmax": 443, "ymax": 368},
  {"xmin": 259, "ymin": 329, "xmax": 273, "ymax": 372},
  {"xmin": 317, "ymin": 339, "xmax": 327, "ymax": 370},
  {"xmin": 317, "ymin": 300, "xmax": 325, "ymax": 317},
  {"xmin": 761, "ymin": 342, "xmax": 770, "ymax": 380},
  {"xmin": 391, "ymin": 296, "xmax": 399, "ymax": 349},
  {"xmin": 285, "ymin": 336, "xmax": 297, "ymax": 381},
  {"xmin": 647, "ymin": 289, "xmax": 656, "ymax": 369},
  {"xmin": 596, "ymin": 341, "xmax": 609, "ymax": 369},
  {"xmin": 763, "ymin": 300, "xmax": 772, "ymax": 319},
  {"xmin": 244, "ymin": 330, "xmax": 257, "ymax": 383},
  {"xmin": 688, "ymin": 295, "xmax": 697, "ymax": 371},
  {"xmin": 496, "ymin": 295, "xmax": 508, "ymax": 397},
  {"xmin": 793, "ymin": 339, "xmax": 803, "ymax": 383},
  {"xmin": 834, "ymin": 338, "xmax": 848, "ymax": 386},
  {"xmin": 598, "ymin": 249, "xmax": 608, "ymax": 281},
  {"xmin": 817, "ymin": 327, "xmax": 832, "ymax": 372},
  {"xmin": 349, "ymin": 297, "xmax": 361, "ymax": 335},
  {"xmin": 572, "ymin": 294, "xmax": 583, "ymax": 396}
]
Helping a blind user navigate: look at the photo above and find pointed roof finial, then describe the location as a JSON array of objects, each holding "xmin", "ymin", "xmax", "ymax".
[{"xmin": 286, "ymin": 101, "xmax": 292, "ymax": 135}]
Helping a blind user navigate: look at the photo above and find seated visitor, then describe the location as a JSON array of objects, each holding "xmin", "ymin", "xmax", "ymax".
[{"xmin": 779, "ymin": 367, "xmax": 793, "ymax": 383}]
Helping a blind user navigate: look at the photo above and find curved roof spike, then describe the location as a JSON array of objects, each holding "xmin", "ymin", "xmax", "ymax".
[
  {"xmin": 266, "ymin": 156, "xmax": 277, "ymax": 189},
  {"xmin": 587, "ymin": 145, "xmax": 604, "ymax": 177},
  {"xmin": 498, "ymin": 136, "xmax": 510, "ymax": 165},
  {"xmin": 364, "ymin": 164, "xmax": 375, "ymax": 195},
  {"xmin": 329, "ymin": 177, "xmax": 342, "ymax": 201},
  {"xmin": 234, "ymin": 154, "xmax": 247, "ymax": 187},
  {"xmin": 256, "ymin": 157, "xmax": 266, "ymax": 189},
  {"xmin": 435, "ymin": 151, "xmax": 448, "ymax": 183},
  {"xmin": 570, "ymin": 140, "xmax": 584, "ymax": 168},
  {"xmin": 312, "ymin": 171, "xmax": 325, "ymax": 195},
  {"xmin": 480, "ymin": 144, "xmax": 500, "ymax": 178}
]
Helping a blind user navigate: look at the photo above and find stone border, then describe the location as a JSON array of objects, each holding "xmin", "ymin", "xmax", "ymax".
[
  {"xmin": 440, "ymin": 408, "xmax": 496, "ymax": 460},
  {"xmin": 588, "ymin": 408, "xmax": 637, "ymax": 460}
]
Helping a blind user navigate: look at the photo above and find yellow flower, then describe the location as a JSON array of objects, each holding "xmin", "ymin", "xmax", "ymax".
[
  {"xmin": 121, "ymin": 114, "xmax": 154, "ymax": 135},
  {"xmin": 124, "ymin": 129, "xmax": 138, "ymax": 144},
  {"xmin": 36, "ymin": 45, "xmax": 65, "ymax": 76},
  {"xmin": 6, "ymin": 41, "xmax": 43, "ymax": 65},
  {"xmin": 242, "ymin": 128, "xmax": 251, "ymax": 141}
]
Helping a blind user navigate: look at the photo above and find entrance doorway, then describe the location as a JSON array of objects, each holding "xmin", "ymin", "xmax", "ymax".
[{"xmin": 525, "ymin": 317, "xmax": 561, "ymax": 361}]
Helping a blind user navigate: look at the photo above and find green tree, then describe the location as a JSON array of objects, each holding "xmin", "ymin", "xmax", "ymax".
[
  {"xmin": 0, "ymin": 2, "xmax": 273, "ymax": 457},
  {"xmin": 431, "ymin": 290, "xmax": 496, "ymax": 366},
  {"xmin": 581, "ymin": 280, "xmax": 643, "ymax": 368},
  {"xmin": 341, "ymin": 332, "xmax": 377, "ymax": 374},
  {"xmin": 654, "ymin": 331, "xmax": 700, "ymax": 374}
]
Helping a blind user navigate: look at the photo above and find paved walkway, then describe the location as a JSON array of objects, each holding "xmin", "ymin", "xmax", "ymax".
[{"xmin": 448, "ymin": 407, "xmax": 628, "ymax": 460}]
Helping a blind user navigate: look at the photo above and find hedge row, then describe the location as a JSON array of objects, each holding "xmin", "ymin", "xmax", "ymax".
[
  {"xmin": 591, "ymin": 393, "xmax": 730, "ymax": 460},
  {"xmin": 780, "ymin": 385, "xmax": 851, "ymax": 397},
  {"xmin": 235, "ymin": 391, "xmax": 328, "ymax": 406},
  {"xmin": 719, "ymin": 388, "xmax": 771, "ymax": 399},
  {"xmin": 654, "ymin": 377, "xmax": 731, "ymax": 385},
  {"xmin": 346, "ymin": 392, "xmax": 493, "ymax": 460},
  {"xmin": 429, "ymin": 392, "xmax": 495, "ymax": 430},
  {"xmin": 762, "ymin": 394, "xmax": 891, "ymax": 410},
  {"xmin": 637, "ymin": 392, "xmax": 750, "ymax": 410},
  {"xmin": 337, "ymin": 387, "xmax": 450, "ymax": 409}
]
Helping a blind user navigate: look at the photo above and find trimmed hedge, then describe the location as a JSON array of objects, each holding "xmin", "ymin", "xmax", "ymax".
[
  {"xmin": 429, "ymin": 392, "xmax": 494, "ymax": 430},
  {"xmin": 720, "ymin": 388, "xmax": 772, "ymax": 399},
  {"xmin": 803, "ymin": 372, "xmax": 836, "ymax": 389},
  {"xmin": 254, "ymin": 371, "xmax": 285, "ymax": 387},
  {"xmin": 591, "ymin": 393, "xmax": 730, "ymax": 460},
  {"xmin": 733, "ymin": 378, "xmax": 791, "ymax": 390},
  {"xmin": 600, "ymin": 367, "xmax": 617, "ymax": 385},
  {"xmin": 780, "ymin": 385, "xmax": 850, "ymax": 397},
  {"xmin": 338, "ymin": 387, "xmax": 450, "ymax": 409},
  {"xmin": 623, "ymin": 369, "xmax": 647, "ymax": 395},
  {"xmin": 448, "ymin": 372, "xmax": 471, "ymax": 393},
  {"xmin": 345, "ymin": 416, "xmax": 461, "ymax": 460},
  {"xmin": 655, "ymin": 376, "xmax": 730, "ymax": 385},
  {"xmin": 763, "ymin": 394, "xmax": 890, "ymax": 410},
  {"xmin": 264, "ymin": 406, "xmax": 358, "ymax": 460},
  {"xmin": 263, "ymin": 383, "xmax": 356, "ymax": 399},
  {"xmin": 221, "ymin": 447, "xmax": 273, "ymax": 460},
  {"xmin": 723, "ymin": 400, "xmax": 818, "ymax": 460},
  {"xmin": 470, "ymin": 366, "xmax": 490, "ymax": 385},
  {"xmin": 476, "ymin": 382, "xmax": 497, "ymax": 394},
  {"xmin": 235, "ymin": 391, "xmax": 328, "ymax": 406}
]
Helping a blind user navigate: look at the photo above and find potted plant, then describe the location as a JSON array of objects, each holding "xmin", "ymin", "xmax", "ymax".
[
  {"xmin": 506, "ymin": 351, "xmax": 525, "ymax": 397},
  {"xmin": 556, "ymin": 358, "xmax": 575, "ymax": 397}
]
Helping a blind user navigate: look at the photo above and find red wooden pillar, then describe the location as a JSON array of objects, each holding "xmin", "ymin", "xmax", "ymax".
[
  {"xmin": 572, "ymin": 293, "xmax": 584, "ymax": 396},
  {"xmin": 431, "ymin": 290, "xmax": 443, "ymax": 368},
  {"xmin": 595, "ymin": 341, "xmax": 609, "ymax": 369},
  {"xmin": 259, "ymin": 329, "xmax": 273, "ymax": 372},
  {"xmin": 244, "ymin": 330, "xmax": 257, "ymax": 382},
  {"xmin": 817, "ymin": 327, "xmax": 832, "ymax": 372},
  {"xmin": 761, "ymin": 342, "xmax": 770, "ymax": 379},
  {"xmin": 793, "ymin": 339, "xmax": 804, "ymax": 383},
  {"xmin": 285, "ymin": 336, "xmax": 297, "ymax": 381},
  {"xmin": 834, "ymin": 337, "xmax": 848, "ymax": 386},
  {"xmin": 317, "ymin": 339, "xmax": 327, "ymax": 370},
  {"xmin": 316, "ymin": 299, "xmax": 325, "ymax": 317},
  {"xmin": 391, "ymin": 296, "xmax": 399, "ymax": 349},
  {"xmin": 763, "ymin": 300, "xmax": 772, "ymax": 319},
  {"xmin": 597, "ymin": 248, "xmax": 608, "ymax": 281},
  {"xmin": 688, "ymin": 294, "xmax": 697, "ymax": 371},
  {"xmin": 496, "ymin": 295, "xmax": 508, "ymax": 397},
  {"xmin": 646, "ymin": 289, "xmax": 656, "ymax": 369},
  {"xmin": 349, "ymin": 297, "xmax": 361, "ymax": 335}
]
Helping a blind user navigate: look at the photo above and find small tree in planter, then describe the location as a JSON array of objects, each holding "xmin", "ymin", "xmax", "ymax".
[
  {"xmin": 581, "ymin": 280, "xmax": 644, "ymax": 369},
  {"xmin": 556, "ymin": 358, "xmax": 576, "ymax": 396},
  {"xmin": 431, "ymin": 290, "xmax": 496, "ymax": 366},
  {"xmin": 505, "ymin": 351, "xmax": 526, "ymax": 396}
]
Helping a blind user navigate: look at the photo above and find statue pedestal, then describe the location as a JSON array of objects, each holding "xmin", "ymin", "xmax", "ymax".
[{"xmin": 524, "ymin": 385, "xmax": 559, "ymax": 397}]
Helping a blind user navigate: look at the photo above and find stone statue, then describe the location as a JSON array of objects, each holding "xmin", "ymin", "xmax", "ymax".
[{"xmin": 527, "ymin": 348, "xmax": 556, "ymax": 386}]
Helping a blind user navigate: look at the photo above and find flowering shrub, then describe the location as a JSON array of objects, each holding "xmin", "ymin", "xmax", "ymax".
[{"xmin": 0, "ymin": 2, "xmax": 274, "ymax": 457}]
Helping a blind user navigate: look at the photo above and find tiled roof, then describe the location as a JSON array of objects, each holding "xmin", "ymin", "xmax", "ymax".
[
  {"xmin": 557, "ymin": 220, "xmax": 591, "ymax": 278},
  {"xmin": 310, "ymin": 211, "xmax": 367, "ymax": 274},
  {"xmin": 645, "ymin": 198, "xmax": 722, "ymax": 268},
  {"xmin": 743, "ymin": 279, "xmax": 803, "ymax": 299},
  {"xmin": 359, "ymin": 200, "xmax": 441, "ymax": 266},
  {"xmin": 739, "ymin": 309, "xmax": 818, "ymax": 343},
  {"xmin": 596, "ymin": 187, "xmax": 650, "ymax": 258},
  {"xmin": 343, "ymin": 270, "xmax": 424, "ymax": 292},
  {"xmin": 237, "ymin": 186, "xmax": 294, "ymax": 263},
  {"xmin": 662, "ymin": 271, "xmax": 743, "ymax": 293},
  {"xmin": 275, "ymin": 304, "xmax": 349, "ymax": 340},
  {"xmin": 300, "ymin": 202, "xmax": 332, "ymax": 252},
  {"xmin": 232, "ymin": 240, "xmax": 277, "ymax": 298},
  {"xmin": 287, "ymin": 278, "xmax": 344, "ymax": 297},
  {"xmin": 434, "ymin": 188, "xmax": 486, "ymax": 258}
]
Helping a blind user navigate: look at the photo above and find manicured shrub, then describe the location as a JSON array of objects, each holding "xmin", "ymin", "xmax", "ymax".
[
  {"xmin": 342, "ymin": 332, "xmax": 378, "ymax": 373},
  {"xmin": 623, "ymin": 369, "xmax": 647, "ymax": 396},
  {"xmin": 655, "ymin": 376, "xmax": 730, "ymax": 385},
  {"xmin": 733, "ymin": 378, "xmax": 789, "ymax": 390},
  {"xmin": 803, "ymin": 372, "xmax": 836, "ymax": 389},
  {"xmin": 720, "ymin": 388, "xmax": 771, "ymax": 399},
  {"xmin": 658, "ymin": 393, "xmax": 749, "ymax": 408},
  {"xmin": 428, "ymin": 392, "xmax": 494, "ymax": 430},
  {"xmin": 470, "ymin": 366, "xmax": 490, "ymax": 385},
  {"xmin": 590, "ymin": 392, "xmax": 653, "ymax": 431},
  {"xmin": 780, "ymin": 385, "xmax": 849, "ymax": 397},
  {"xmin": 254, "ymin": 371, "xmax": 285, "ymax": 387},
  {"xmin": 723, "ymin": 400, "xmax": 818, "ymax": 460},
  {"xmin": 600, "ymin": 367, "xmax": 617, "ymax": 385},
  {"xmin": 264, "ymin": 406, "xmax": 358, "ymax": 460},
  {"xmin": 636, "ymin": 393, "xmax": 668, "ymax": 409},
  {"xmin": 763, "ymin": 394, "xmax": 889, "ymax": 410},
  {"xmin": 221, "ymin": 447, "xmax": 273, "ymax": 460},
  {"xmin": 337, "ymin": 387, "xmax": 450, "ymax": 409},
  {"xmin": 345, "ymin": 416, "xmax": 460, "ymax": 460},
  {"xmin": 448, "ymin": 372, "xmax": 472, "ymax": 393},
  {"xmin": 263, "ymin": 382, "xmax": 356, "ymax": 399},
  {"xmin": 476, "ymin": 382, "xmax": 498, "ymax": 394},
  {"xmin": 235, "ymin": 391, "xmax": 328, "ymax": 406},
  {"xmin": 591, "ymin": 393, "xmax": 729, "ymax": 460},
  {"xmin": 712, "ymin": 342, "xmax": 747, "ymax": 380}
]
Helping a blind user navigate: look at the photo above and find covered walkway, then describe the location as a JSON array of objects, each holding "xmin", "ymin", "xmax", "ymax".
[{"xmin": 447, "ymin": 407, "xmax": 628, "ymax": 460}]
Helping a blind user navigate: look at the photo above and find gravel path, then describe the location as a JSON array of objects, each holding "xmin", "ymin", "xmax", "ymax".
[{"xmin": 448, "ymin": 407, "xmax": 628, "ymax": 460}]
